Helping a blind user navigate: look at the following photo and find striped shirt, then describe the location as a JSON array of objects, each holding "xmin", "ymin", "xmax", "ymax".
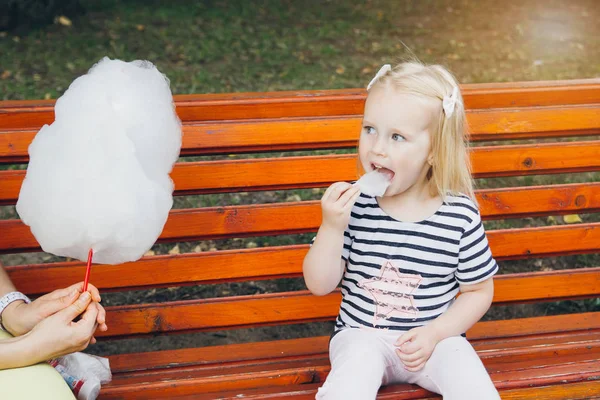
[{"xmin": 334, "ymin": 193, "xmax": 498, "ymax": 333}]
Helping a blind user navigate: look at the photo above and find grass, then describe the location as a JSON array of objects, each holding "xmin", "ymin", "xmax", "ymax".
[{"xmin": 1, "ymin": 0, "xmax": 599, "ymax": 100}]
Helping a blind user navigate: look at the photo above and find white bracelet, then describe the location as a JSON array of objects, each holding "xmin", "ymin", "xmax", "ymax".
[{"xmin": 0, "ymin": 291, "xmax": 31, "ymax": 331}]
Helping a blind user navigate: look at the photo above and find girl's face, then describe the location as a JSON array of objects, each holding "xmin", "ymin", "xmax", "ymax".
[{"xmin": 358, "ymin": 84, "xmax": 439, "ymax": 198}]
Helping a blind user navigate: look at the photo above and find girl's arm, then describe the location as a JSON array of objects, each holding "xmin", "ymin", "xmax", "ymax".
[
  {"xmin": 395, "ymin": 277, "xmax": 494, "ymax": 372},
  {"xmin": 303, "ymin": 182, "xmax": 360, "ymax": 296},
  {"xmin": 428, "ymin": 277, "xmax": 494, "ymax": 340},
  {"xmin": 303, "ymin": 226, "xmax": 347, "ymax": 296}
]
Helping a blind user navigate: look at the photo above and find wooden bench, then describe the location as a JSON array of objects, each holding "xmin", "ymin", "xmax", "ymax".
[{"xmin": 1, "ymin": 79, "xmax": 600, "ymax": 399}]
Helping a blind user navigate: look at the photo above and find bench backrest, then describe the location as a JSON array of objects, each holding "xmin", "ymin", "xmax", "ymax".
[{"xmin": 1, "ymin": 79, "xmax": 599, "ymax": 351}]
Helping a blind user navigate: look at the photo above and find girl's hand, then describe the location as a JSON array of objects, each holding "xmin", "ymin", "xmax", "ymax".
[
  {"xmin": 321, "ymin": 182, "xmax": 361, "ymax": 232},
  {"xmin": 395, "ymin": 326, "xmax": 440, "ymax": 372},
  {"xmin": 2, "ymin": 282, "xmax": 107, "ymax": 337},
  {"xmin": 25, "ymin": 291, "xmax": 100, "ymax": 363}
]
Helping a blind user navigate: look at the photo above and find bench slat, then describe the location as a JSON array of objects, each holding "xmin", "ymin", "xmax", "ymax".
[
  {"xmin": 107, "ymin": 329, "xmax": 600, "ymax": 375},
  {"xmin": 2, "ymin": 187, "xmax": 599, "ymax": 253},
  {"xmin": 6, "ymin": 218, "xmax": 600, "ymax": 295},
  {"xmin": 103, "ymin": 350, "xmax": 600, "ymax": 396},
  {"xmin": 178, "ymin": 380, "xmax": 600, "ymax": 400},
  {"xmin": 2, "ymin": 141, "xmax": 600, "ymax": 205},
  {"xmin": 93, "ymin": 287, "xmax": 600, "ymax": 338},
  {"xmin": 2, "ymin": 105, "xmax": 599, "ymax": 163},
  {"xmin": 99, "ymin": 337, "xmax": 600, "ymax": 399},
  {"xmin": 1, "ymin": 80, "xmax": 599, "ymax": 131}
]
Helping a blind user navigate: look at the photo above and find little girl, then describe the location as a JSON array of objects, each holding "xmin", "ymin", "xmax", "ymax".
[{"xmin": 303, "ymin": 61, "xmax": 500, "ymax": 400}]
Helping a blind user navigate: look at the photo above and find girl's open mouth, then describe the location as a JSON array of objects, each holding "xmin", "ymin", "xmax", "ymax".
[{"xmin": 371, "ymin": 163, "xmax": 395, "ymax": 181}]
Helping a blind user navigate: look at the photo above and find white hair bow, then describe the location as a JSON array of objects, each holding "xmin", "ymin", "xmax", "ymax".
[
  {"xmin": 442, "ymin": 86, "xmax": 459, "ymax": 118},
  {"xmin": 367, "ymin": 64, "xmax": 391, "ymax": 90}
]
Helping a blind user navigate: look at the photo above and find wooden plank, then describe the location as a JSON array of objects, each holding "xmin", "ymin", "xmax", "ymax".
[
  {"xmin": 99, "ymin": 340, "xmax": 600, "ymax": 399},
  {"xmin": 2, "ymin": 140, "xmax": 600, "ymax": 205},
  {"xmin": 499, "ymin": 380, "xmax": 600, "ymax": 400},
  {"xmin": 477, "ymin": 182, "xmax": 600, "ymax": 219},
  {"xmin": 0, "ymin": 184, "xmax": 600, "ymax": 253},
  {"xmin": 7, "ymin": 246, "xmax": 308, "ymax": 295},
  {"xmin": 107, "ymin": 329, "xmax": 600, "ymax": 375},
  {"xmin": 97, "ymin": 291, "xmax": 341, "ymax": 337},
  {"xmin": 109, "ymin": 336, "xmax": 330, "ymax": 374},
  {"xmin": 491, "ymin": 268, "xmax": 600, "ymax": 305},
  {"xmin": 468, "ymin": 312, "xmax": 600, "ymax": 341},
  {"xmin": 2, "ymin": 80, "xmax": 600, "ymax": 131},
  {"xmin": 90, "ymin": 277, "xmax": 600, "ymax": 336},
  {"xmin": 100, "ymin": 352, "xmax": 600, "ymax": 399},
  {"xmin": 470, "ymin": 140, "xmax": 600, "ymax": 178},
  {"xmin": 7, "ymin": 207, "xmax": 600, "ymax": 295},
  {"xmin": 2, "ymin": 104, "xmax": 599, "ymax": 163},
  {"xmin": 133, "ymin": 376, "xmax": 600, "ymax": 400},
  {"xmin": 152, "ymin": 380, "xmax": 600, "ymax": 400}
]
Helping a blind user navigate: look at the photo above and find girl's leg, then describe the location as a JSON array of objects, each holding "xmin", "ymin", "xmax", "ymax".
[
  {"xmin": 316, "ymin": 328, "xmax": 392, "ymax": 400},
  {"xmin": 0, "ymin": 330, "xmax": 76, "ymax": 400},
  {"xmin": 407, "ymin": 336, "xmax": 500, "ymax": 400}
]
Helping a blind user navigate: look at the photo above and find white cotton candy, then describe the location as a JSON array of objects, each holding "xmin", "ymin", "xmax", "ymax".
[
  {"xmin": 16, "ymin": 57, "xmax": 182, "ymax": 265},
  {"xmin": 354, "ymin": 170, "xmax": 391, "ymax": 197}
]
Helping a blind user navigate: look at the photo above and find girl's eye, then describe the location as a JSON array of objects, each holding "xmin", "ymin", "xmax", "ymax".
[
  {"xmin": 392, "ymin": 133, "xmax": 406, "ymax": 142},
  {"xmin": 364, "ymin": 126, "xmax": 376, "ymax": 135}
]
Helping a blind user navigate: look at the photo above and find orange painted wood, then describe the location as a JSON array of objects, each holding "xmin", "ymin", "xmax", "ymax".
[
  {"xmin": 114, "ymin": 348, "xmax": 600, "ymax": 398},
  {"xmin": 108, "ymin": 336, "xmax": 330, "ymax": 374},
  {"xmin": 477, "ymin": 183, "xmax": 600, "ymax": 219},
  {"xmin": 99, "ymin": 338, "xmax": 600, "ymax": 399},
  {"xmin": 155, "ymin": 380, "xmax": 600, "ymax": 400},
  {"xmin": 159, "ymin": 372, "xmax": 600, "ymax": 400},
  {"xmin": 468, "ymin": 312, "xmax": 600, "ymax": 341},
  {"xmin": 91, "ymin": 276, "xmax": 600, "ymax": 336},
  {"xmin": 100, "ymin": 359, "xmax": 330, "ymax": 399},
  {"xmin": 2, "ymin": 80, "xmax": 600, "ymax": 131},
  {"xmin": 96, "ymin": 291, "xmax": 342, "ymax": 337},
  {"xmin": 491, "ymin": 268, "xmax": 600, "ymax": 305},
  {"xmin": 486, "ymin": 223, "xmax": 600, "ymax": 260},
  {"xmin": 7, "ymin": 211, "xmax": 600, "ymax": 296},
  {"xmin": 499, "ymin": 380, "xmax": 600, "ymax": 400},
  {"xmin": 7, "ymin": 246, "xmax": 308, "ymax": 295},
  {"xmin": 2, "ymin": 105, "xmax": 600, "ymax": 163},
  {"xmin": 7, "ymin": 221, "xmax": 600, "ymax": 293},
  {"xmin": 2, "ymin": 140, "xmax": 600, "ymax": 205},
  {"xmin": 470, "ymin": 140, "xmax": 600, "ymax": 178},
  {"xmin": 100, "ymin": 352, "xmax": 600, "ymax": 399},
  {"xmin": 2, "ymin": 184, "xmax": 599, "ymax": 253},
  {"xmin": 106, "ymin": 329, "xmax": 600, "ymax": 378}
]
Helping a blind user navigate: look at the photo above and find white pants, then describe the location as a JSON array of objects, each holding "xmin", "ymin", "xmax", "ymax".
[{"xmin": 316, "ymin": 328, "xmax": 500, "ymax": 400}]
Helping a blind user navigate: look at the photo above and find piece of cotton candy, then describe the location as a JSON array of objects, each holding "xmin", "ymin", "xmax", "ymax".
[
  {"xmin": 354, "ymin": 170, "xmax": 391, "ymax": 197},
  {"xmin": 16, "ymin": 57, "xmax": 182, "ymax": 265}
]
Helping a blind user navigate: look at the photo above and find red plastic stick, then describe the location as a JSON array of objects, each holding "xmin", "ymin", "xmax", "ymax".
[{"xmin": 83, "ymin": 249, "xmax": 93, "ymax": 292}]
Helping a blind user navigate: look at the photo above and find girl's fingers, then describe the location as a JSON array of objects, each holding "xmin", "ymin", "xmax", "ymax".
[
  {"xmin": 322, "ymin": 182, "xmax": 346, "ymax": 203},
  {"xmin": 323, "ymin": 182, "xmax": 352, "ymax": 203},
  {"xmin": 342, "ymin": 187, "xmax": 361, "ymax": 209},
  {"xmin": 396, "ymin": 348, "xmax": 423, "ymax": 363}
]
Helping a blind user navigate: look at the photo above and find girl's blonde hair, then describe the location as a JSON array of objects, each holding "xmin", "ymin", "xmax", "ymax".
[{"xmin": 366, "ymin": 60, "xmax": 475, "ymax": 203}]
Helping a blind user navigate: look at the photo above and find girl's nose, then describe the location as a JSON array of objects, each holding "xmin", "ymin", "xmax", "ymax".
[{"xmin": 370, "ymin": 136, "xmax": 387, "ymax": 157}]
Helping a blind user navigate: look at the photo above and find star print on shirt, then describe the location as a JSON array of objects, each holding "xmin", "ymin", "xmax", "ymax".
[{"xmin": 357, "ymin": 260, "xmax": 422, "ymax": 324}]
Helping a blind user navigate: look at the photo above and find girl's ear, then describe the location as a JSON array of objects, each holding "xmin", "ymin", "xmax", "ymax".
[{"xmin": 427, "ymin": 153, "xmax": 434, "ymax": 166}]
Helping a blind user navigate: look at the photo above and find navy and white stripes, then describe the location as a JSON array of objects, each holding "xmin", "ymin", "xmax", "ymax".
[{"xmin": 335, "ymin": 193, "xmax": 498, "ymax": 332}]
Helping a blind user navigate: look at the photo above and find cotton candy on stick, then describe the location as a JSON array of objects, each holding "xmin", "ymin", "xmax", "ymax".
[
  {"xmin": 16, "ymin": 57, "xmax": 182, "ymax": 289},
  {"xmin": 354, "ymin": 170, "xmax": 391, "ymax": 197}
]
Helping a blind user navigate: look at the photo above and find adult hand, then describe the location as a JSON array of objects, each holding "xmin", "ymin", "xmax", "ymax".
[
  {"xmin": 25, "ymin": 291, "xmax": 100, "ymax": 363},
  {"xmin": 2, "ymin": 282, "xmax": 107, "ymax": 337}
]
